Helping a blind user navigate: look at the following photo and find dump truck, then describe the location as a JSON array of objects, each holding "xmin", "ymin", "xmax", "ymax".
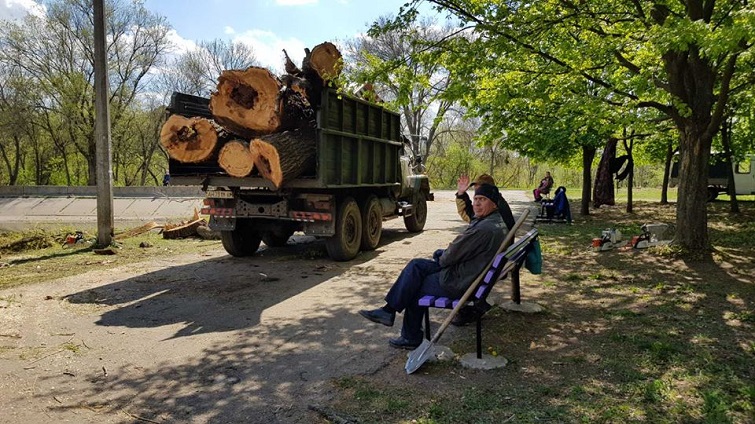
[
  {"xmin": 166, "ymin": 89, "xmax": 432, "ymax": 261},
  {"xmin": 670, "ymin": 153, "xmax": 755, "ymax": 201}
]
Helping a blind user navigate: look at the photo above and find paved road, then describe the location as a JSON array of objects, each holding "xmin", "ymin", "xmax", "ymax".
[{"xmin": 0, "ymin": 195, "xmax": 204, "ymax": 231}]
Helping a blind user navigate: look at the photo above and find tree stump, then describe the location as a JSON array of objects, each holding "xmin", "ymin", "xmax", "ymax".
[
  {"xmin": 159, "ymin": 115, "xmax": 220, "ymax": 163},
  {"xmin": 218, "ymin": 139, "xmax": 255, "ymax": 177},
  {"xmin": 250, "ymin": 125, "xmax": 317, "ymax": 188}
]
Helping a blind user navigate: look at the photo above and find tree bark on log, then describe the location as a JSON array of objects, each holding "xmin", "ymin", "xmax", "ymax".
[
  {"xmin": 250, "ymin": 125, "xmax": 317, "ymax": 188},
  {"xmin": 210, "ymin": 66, "xmax": 314, "ymax": 138},
  {"xmin": 160, "ymin": 115, "xmax": 221, "ymax": 163},
  {"xmin": 218, "ymin": 139, "xmax": 255, "ymax": 177}
]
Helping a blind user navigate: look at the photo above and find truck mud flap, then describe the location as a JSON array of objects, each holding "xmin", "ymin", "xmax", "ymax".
[{"xmin": 209, "ymin": 216, "xmax": 235, "ymax": 231}]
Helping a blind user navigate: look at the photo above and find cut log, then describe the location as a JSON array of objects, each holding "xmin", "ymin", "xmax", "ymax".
[
  {"xmin": 159, "ymin": 115, "xmax": 220, "ymax": 163},
  {"xmin": 218, "ymin": 139, "xmax": 255, "ymax": 177},
  {"xmin": 300, "ymin": 42, "xmax": 343, "ymax": 102},
  {"xmin": 163, "ymin": 218, "xmax": 204, "ymax": 239},
  {"xmin": 210, "ymin": 66, "xmax": 314, "ymax": 138},
  {"xmin": 303, "ymin": 42, "xmax": 343, "ymax": 82},
  {"xmin": 250, "ymin": 125, "xmax": 317, "ymax": 188}
]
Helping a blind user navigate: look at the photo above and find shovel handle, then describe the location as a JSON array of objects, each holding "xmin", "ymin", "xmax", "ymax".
[{"xmin": 429, "ymin": 209, "xmax": 530, "ymax": 344}]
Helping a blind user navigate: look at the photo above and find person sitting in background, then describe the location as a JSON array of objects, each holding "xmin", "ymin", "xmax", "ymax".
[
  {"xmin": 533, "ymin": 171, "xmax": 554, "ymax": 202},
  {"xmin": 358, "ymin": 184, "xmax": 507, "ymax": 349}
]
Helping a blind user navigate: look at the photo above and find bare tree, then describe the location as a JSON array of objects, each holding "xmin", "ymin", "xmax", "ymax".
[
  {"xmin": 343, "ymin": 16, "xmax": 454, "ymax": 160},
  {"xmin": 0, "ymin": 0, "xmax": 171, "ymax": 185},
  {"xmin": 158, "ymin": 39, "xmax": 259, "ymax": 97}
]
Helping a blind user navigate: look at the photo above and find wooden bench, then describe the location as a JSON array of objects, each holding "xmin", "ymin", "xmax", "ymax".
[{"xmin": 418, "ymin": 228, "xmax": 540, "ymax": 359}]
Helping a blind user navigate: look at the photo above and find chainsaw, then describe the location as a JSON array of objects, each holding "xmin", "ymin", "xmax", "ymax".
[
  {"xmin": 592, "ymin": 228, "xmax": 622, "ymax": 251},
  {"xmin": 632, "ymin": 223, "xmax": 671, "ymax": 249}
]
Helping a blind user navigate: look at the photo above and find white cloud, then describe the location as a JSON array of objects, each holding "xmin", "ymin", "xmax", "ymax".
[
  {"xmin": 232, "ymin": 29, "xmax": 307, "ymax": 74},
  {"xmin": 0, "ymin": 0, "xmax": 45, "ymax": 21},
  {"xmin": 224, "ymin": 26, "xmax": 235, "ymax": 35},
  {"xmin": 274, "ymin": 0, "xmax": 318, "ymax": 5}
]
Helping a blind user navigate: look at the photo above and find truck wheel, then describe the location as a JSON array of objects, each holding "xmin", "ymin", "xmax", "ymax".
[
  {"xmin": 326, "ymin": 197, "xmax": 362, "ymax": 261},
  {"xmin": 707, "ymin": 187, "xmax": 719, "ymax": 202},
  {"xmin": 221, "ymin": 221, "xmax": 262, "ymax": 257},
  {"xmin": 262, "ymin": 226, "xmax": 295, "ymax": 247},
  {"xmin": 404, "ymin": 196, "xmax": 427, "ymax": 233},
  {"xmin": 360, "ymin": 195, "xmax": 382, "ymax": 251}
]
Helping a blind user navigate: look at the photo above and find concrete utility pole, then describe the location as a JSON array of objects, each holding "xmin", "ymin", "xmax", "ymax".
[{"xmin": 93, "ymin": 0, "xmax": 114, "ymax": 247}]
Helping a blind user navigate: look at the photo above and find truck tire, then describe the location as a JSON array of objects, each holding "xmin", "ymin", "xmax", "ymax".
[
  {"xmin": 262, "ymin": 225, "xmax": 295, "ymax": 247},
  {"xmin": 360, "ymin": 195, "xmax": 382, "ymax": 251},
  {"xmin": 403, "ymin": 196, "xmax": 427, "ymax": 233},
  {"xmin": 707, "ymin": 187, "xmax": 719, "ymax": 202},
  {"xmin": 221, "ymin": 221, "xmax": 262, "ymax": 257},
  {"xmin": 326, "ymin": 197, "xmax": 362, "ymax": 261}
]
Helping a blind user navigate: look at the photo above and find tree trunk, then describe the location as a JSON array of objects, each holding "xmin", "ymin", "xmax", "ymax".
[
  {"xmin": 580, "ymin": 145, "xmax": 596, "ymax": 216},
  {"xmin": 676, "ymin": 131, "xmax": 712, "ymax": 250},
  {"xmin": 721, "ymin": 118, "xmax": 739, "ymax": 213},
  {"xmin": 624, "ymin": 137, "xmax": 634, "ymax": 214},
  {"xmin": 218, "ymin": 139, "xmax": 255, "ymax": 177},
  {"xmin": 660, "ymin": 141, "xmax": 675, "ymax": 205},
  {"xmin": 593, "ymin": 138, "xmax": 617, "ymax": 208},
  {"xmin": 250, "ymin": 125, "xmax": 317, "ymax": 188},
  {"xmin": 160, "ymin": 115, "xmax": 222, "ymax": 163}
]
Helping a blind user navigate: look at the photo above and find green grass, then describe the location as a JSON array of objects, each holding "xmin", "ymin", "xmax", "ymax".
[
  {"xmin": 0, "ymin": 227, "xmax": 221, "ymax": 289},
  {"xmin": 326, "ymin": 200, "xmax": 755, "ymax": 424}
]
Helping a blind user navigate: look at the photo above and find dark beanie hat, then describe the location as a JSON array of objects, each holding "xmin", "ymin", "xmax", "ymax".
[{"xmin": 474, "ymin": 183, "xmax": 500, "ymax": 203}]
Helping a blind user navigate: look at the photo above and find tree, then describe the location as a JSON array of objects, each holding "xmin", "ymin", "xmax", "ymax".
[
  {"xmin": 158, "ymin": 38, "xmax": 259, "ymax": 97},
  {"xmin": 0, "ymin": 0, "xmax": 171, "ymax": 185},
  {"xmin": 344, "ymin": 16, "xmax": 454, "ymax": 159},
  {"xmin": 394, "ymin": 0, "xmax": 754, "ymax": 252}
]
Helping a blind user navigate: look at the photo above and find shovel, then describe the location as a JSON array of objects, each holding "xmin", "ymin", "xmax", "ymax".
[{"xmin": 405, "ymin": 209, "xmax": 530, "ymax": 374}]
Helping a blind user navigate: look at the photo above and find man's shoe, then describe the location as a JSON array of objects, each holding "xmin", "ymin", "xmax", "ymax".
[
  {"xmin": 359, "ymin": 308, "xmax": 395, "ymax": 327},
  {"xmin": 388, "ymin": 336, "xmax": 422, "ymax": 350}
]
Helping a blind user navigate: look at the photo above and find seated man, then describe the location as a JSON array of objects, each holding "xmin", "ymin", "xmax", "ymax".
[
  {"xmin": 454, "ymin": 174, "xmax": 515, "ymax": 325},
  {"xmin": 533, "ymin": 171, "xmax": 554, "ymax": 202},
  {"xmin": 359, "ymin": 184, "xmax": 507, "ymax": 349}
]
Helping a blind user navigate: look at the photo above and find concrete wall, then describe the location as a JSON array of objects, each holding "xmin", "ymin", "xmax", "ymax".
[{"xmin": 0, "ymin": 186, "xmax": 204, "ymax": 198}]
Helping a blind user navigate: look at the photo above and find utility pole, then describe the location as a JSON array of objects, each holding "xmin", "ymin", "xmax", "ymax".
[{"xmin": 93, "ymin": 0, "xmax": 114, "ymax": 247}]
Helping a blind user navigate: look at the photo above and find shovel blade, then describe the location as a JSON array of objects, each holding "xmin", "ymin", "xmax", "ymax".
[{"xmin": 405, "ymin": 339, "xmax": 434, "ymax": 374}]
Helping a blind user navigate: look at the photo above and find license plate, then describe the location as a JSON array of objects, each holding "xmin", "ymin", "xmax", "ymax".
[{"xmin": 206, "ymin": 190, "xmax": 233, "ymax": 199}]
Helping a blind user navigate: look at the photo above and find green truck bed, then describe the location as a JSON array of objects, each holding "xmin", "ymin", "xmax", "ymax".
[{"xmin": 169, "ymin": 88, "xmax": 405, "ymax": 190}]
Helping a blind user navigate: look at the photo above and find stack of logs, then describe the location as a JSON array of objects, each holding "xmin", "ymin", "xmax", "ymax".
[{"xmin": 159, "ymin": 42, "xmax": 344, "ymax": 188}]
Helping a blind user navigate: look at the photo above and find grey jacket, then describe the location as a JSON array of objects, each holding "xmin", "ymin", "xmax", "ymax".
[{"xmin": 438, "ymin": 212, "xmax": 507, "ymax": 298}]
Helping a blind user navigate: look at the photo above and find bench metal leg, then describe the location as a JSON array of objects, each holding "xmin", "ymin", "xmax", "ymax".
[
  {"xmin": 510, "ymin": 266, "xmax": 522, "ymax": 304},
  {"xmin": 476, "ymin": 316, "xmax": 482, "ymax": 359},
  {"xmin": 423, "ymin": 308, "xmax": 431, "ymax": 340}
]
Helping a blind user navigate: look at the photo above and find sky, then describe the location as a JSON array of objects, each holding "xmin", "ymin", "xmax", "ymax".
[{"xmin": 0, "ymin": 0, "xmax": 437, "ymax": 73}]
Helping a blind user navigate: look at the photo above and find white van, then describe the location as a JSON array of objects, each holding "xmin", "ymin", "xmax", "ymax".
[{"xmin": 670, "ymin": 154, "xmax": 755, "ymax": 200}]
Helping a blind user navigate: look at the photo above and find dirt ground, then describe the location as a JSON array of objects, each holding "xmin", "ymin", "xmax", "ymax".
[{"xmin": 0, "ymin": 190, "xmax": 536, "ymax": 423}]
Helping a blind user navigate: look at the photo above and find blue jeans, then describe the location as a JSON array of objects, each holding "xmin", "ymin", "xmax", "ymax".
[{"xmin": 385, "ymin": 258, "xmax": 450, "ymax": 342}]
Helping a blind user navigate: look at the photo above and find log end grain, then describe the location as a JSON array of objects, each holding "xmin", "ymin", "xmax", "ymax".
[
  {"xmin": 218, "ymin": 139, "xmax": 255, "ymax": 177},
  {"xmin": 210, "ymin": 67, "xmax": 283, "ymax": 135},
  {"xmin": 250, "ymin": 139, "xmax": 283, "ymax": 188},
  {"xmin": 160, "ymin": 115, "xmax": 218, "ymax": 163}
]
